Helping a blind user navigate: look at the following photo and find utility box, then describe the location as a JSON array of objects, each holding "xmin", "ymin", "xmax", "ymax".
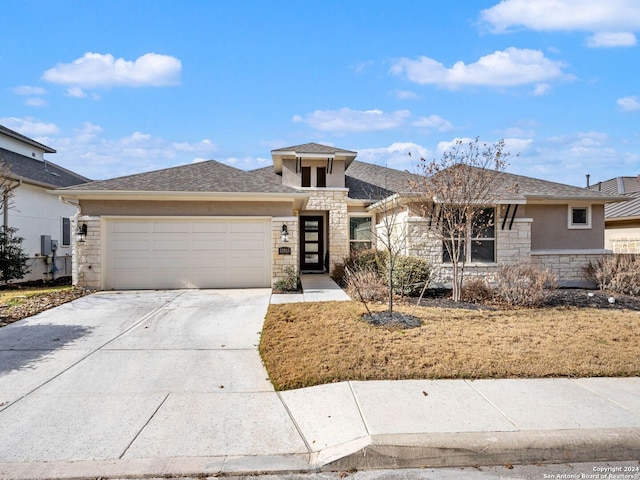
[
  {"xmin": 41, "ymin": 235, "xmax": 52, "ymax": 256},
  {"xmin": 51, "ymin": 240, "xmax": 58, "ymax": 251}
]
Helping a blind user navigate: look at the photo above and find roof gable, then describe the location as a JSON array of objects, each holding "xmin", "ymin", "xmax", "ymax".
[{"xmin": 0, "ymin": 125, "xmax": 56, "ymax": 154}]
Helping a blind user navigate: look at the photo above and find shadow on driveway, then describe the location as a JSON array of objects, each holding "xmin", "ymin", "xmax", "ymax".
[{"xmin": 0, "ymin": 324, "xmax": 94, "ymax": 375}]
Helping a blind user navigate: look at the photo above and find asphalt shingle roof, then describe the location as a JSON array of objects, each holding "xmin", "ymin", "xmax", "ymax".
[
  {"xmin": 62, "ymin": 159, "xmax": 299, "ymax": 194},
  {"xmin": 344, "ymin": 161, "xmax": 418, "ymax": 200},
  {"xmin": 0, "ymin": 148, "xmax": 90, "ymax": 188},
  {"xmin": 271, "ymin": 142, "xmax": 356, "ymax": 155}
]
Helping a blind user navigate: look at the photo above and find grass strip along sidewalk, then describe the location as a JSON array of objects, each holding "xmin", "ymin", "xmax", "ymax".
[{"xmin": 260, "ymin": 301, "xmax": 640, "ymax": 391}]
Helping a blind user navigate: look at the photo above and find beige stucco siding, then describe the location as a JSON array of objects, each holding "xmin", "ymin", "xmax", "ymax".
[
  {"xmin": 79, "ymin": 200, "xmax": 293, "ymax": 217},
  {"xmin": 528, "ymin": 204, "xmax": 605, "ymax": 250},
  {"xmin": 281, "ymin": 158, "xmax": 346, "ymax": 188}
]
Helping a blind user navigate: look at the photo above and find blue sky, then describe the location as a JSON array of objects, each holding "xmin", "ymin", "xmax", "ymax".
[{"xmin": 1, "ymin": 0, "xmax": 639, "ymax": 187}]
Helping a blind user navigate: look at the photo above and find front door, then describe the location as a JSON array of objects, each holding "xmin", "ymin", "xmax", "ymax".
[{"xmin": 300, "ymin": 215, "xmax": 324, "ymax": 271}]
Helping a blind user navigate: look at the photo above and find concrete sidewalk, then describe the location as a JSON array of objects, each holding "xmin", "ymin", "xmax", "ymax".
[
  {"xmin": 270, "ymin": 273, "xmax": 350, "ymax": 303},
  {"xmin": 0, "ymin": 289, "xmax": 639, "ymax": 479}
]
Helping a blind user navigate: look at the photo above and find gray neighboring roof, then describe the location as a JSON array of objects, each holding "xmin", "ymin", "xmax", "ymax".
[
  {"xmin": 271, "ymin": 142, "xmax": 356, "ymax": 155},
  {"xmin": 59, "ymin": 159, "xmax": 299, "ymax": 194},
  {"xmin": 605, "ymin": 191, "xmax": 640, "ymax": 220},
  {"xmin": 0, "ymin": 125, "xmax": 56, "ymax": 154},
  {"xmin": 0, "ymin": 147, "xmax": 90, "ymax": 188},
  {"xmin": 590, "ymin": 176, "xmax": 640, "ymax": 195},
  {"xmin": 588, "ymin": 176, "xmax": 640, "ymax": 220}
]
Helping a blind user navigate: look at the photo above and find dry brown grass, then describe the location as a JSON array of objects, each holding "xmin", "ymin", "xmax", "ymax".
[{"xmin": 259, "ymin": 301, "xmax": 640, "ymax": 391}]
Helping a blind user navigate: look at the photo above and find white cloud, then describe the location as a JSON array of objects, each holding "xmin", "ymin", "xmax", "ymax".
[
  {"xmin": 25, "ymin": 98, "xmax": 48, "ymax": 107},
  {"xmin": 481, "ymin": 0, "xmax": 640, "ymax": 33},
  {"xmin": 411, "ymin": 115, "xmax": 453, "ymax": 132},
  {"xmin": 390, "ymin": 48, "xmax": 569, "ymax": 88},
  {"xmin": 43, "ymin": 52, "xmax": 182, "ymax": 88},
  {"xmin": 223, "ymin": 156, "xmax": 269, "ymax": 168},
  {"xmin": 357, "ymin": 142, "xmax": 431, "ymax": 172},
  {"xmin": 587, "ymin": 31, "xmax": 637, "ymax": 47},
  {"xmin": 293, "ymin": 108, "xmax": 411, "ymax": 132},
  {"xmin": 617, "ymin": 96, "xmax": 640, "ymax": 111},
  {"xmin": 65, "ymin": 86, "xmax": 87, "ymax": 98},
  {"xmin": 533, "ymin": 83, "xmax": 551, "ymax": 95},
  {"xmin": 393, "ymin": 89, "xmax": 419, "ymax": 100},
  {"xmin": 12, "ymin": 85, "xmax": 47, "ymax": 96},
  {"xmin": 0, "ymin": 117, "xmax": 60, "ymax": 136}
]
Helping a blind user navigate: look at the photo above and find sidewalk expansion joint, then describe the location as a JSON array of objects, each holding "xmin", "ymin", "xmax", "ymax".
[
  {"xmin": 276, "ymin": 391, "xmax": 313, "ymax": 454},
  {"xmin": 464, "ymin": 379, "xmax": 521, "ymax": 430},
  {"xmin": 119, "ymin": 392, "xmax": 170, "ymax": 459},
  {"xmin": 348, "ymin": 381, "xmax": 371, "ymax": 436}
]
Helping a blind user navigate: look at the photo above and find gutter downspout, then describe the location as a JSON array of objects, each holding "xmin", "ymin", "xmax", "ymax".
[
  {"xmin": 60, "ymin": 196, "xmax": 81, "ymax": 286},
  {"xmin": 3, "ymin": 180, "xmax": 22, "ymax": 232}
]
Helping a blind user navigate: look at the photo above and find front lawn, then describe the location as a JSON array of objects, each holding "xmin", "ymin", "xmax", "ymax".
[{"xmin": 259, "ymin": 300, "xmax": 640, "ymax": 391}]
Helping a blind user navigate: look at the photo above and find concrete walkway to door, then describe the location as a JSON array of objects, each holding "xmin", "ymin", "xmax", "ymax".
[{"xmin": 270, "ymin": 273, "xmax": 350, "ymax": 304}]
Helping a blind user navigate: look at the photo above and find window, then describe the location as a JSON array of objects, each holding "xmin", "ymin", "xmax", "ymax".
[
  {"xmin": 62, "ymin": 217, "xmax": 71, "ymax": 246},
  {"xmin": 317, "ymin": 167, "xmax": 326, "ymax": 187},
  {"xmin": 443, "ymin": 207, "xmax": 495, "ymax": 263},
  {"xmin": 301, "ymin": 167, "xmax": 311, "ymax": 187},
  {"xmin": 568, "ymin": 205, "xmax": 591, "ymax": 229},
  {"xmin": 349, "ymin": 217, "xmax": 372, "ymax": 252}
]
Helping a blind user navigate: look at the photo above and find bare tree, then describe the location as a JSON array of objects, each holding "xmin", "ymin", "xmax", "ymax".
[
  {"xmin": 0, "ymin": 157, "xmax": 29, "ymax": 283},
  {"xmin": 413, "ymin": 138, "xmax": 511, "ymax": 302},
  {"xmin": 0, "ymin": 158, "xmax": 20, "ymax": 231}
]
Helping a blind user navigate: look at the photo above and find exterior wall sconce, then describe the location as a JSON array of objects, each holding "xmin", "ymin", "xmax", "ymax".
[
  {"xmin": 76, "ymin": 223, "xmax": 87, "ymax": 243},
  {"xmin": 281, "ymin": 224, "xmax": 289, "ymax": 242}
]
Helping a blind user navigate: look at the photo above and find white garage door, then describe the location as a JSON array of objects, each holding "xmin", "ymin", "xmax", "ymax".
[{"xmin": 105, "ymin": 218, "xmax": 272, "ymax": 289}]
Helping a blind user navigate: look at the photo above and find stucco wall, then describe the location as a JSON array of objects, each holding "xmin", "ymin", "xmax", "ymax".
[
  {"xmin": 528, "ymin": 204, "xmax": 605, "ymax": 250},
  {"xmin": 8, "ymin": 183, "xmax": 76, "ymax": 282},
  {"xmin": 281, "ymin": 158, "xmax": 345, "ymax": 188},
  {"xmin": 79, "ymin": 200, "xmax": 293, "ymax": 217},
  {"xmin": 0, "ymin": 136, "xmax": 46, "ymax": 160}
]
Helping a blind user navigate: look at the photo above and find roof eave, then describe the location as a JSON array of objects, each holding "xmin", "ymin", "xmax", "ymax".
[{"xmin": 523, "ymin": 194, "xmax": 629, "ymax": 203}]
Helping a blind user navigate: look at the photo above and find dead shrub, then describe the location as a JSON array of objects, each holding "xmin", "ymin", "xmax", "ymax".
[
  {"xmin": 461, "ymin": 277, "xmax": 494, "ymax": 303},
  {"xmin": 584, "ymin": 254, "xmax": 640, "ymax": 296},
  {"xmin": 495, "ymin": 263, "xmax": 557, "ymax": 307},
  {"xmin": 344, "ymin": 267, "xmax": 387, "ymax": 302}
]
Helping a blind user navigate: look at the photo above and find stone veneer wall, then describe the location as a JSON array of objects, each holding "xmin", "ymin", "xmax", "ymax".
[
  {"xmin": 610, "ymin": 238, "xmax": 640, "ymax": 254},
  {"xmin": 530, "ymin": 251, "xmax": 604, "ymax": 287},
  {"xmin": 272, "ymin": 217, "xmax": 298, "ymax": 287},
  {"xmin": 304, "ymin": 189, "xmax": 349, "ymax": 273},
  {"xmin": 73, "ymin": 215, "xmax": 102, "ymax": 290}
]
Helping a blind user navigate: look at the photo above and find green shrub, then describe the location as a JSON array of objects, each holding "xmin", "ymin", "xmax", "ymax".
[
  {"xmin": 495, "ymin": 262, "xmax": 556, "ymax": 307},
  {"xmin": 274, "ymin": 266, "xmax": 298, "ymax": 291},
  {"xmin": 389, "ymin": 255, "xmax": 432, "ymax": 297}
]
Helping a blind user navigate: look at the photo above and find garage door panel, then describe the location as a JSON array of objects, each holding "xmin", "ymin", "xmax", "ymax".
[{"xmin": 106, "ymin": 219, "xmax": 271, "ymax": 289}]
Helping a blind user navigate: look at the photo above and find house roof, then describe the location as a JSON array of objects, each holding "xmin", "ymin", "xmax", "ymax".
[
  {"xmin": 271, "ymin": 142, "xmax": 357, "ymax": 174},
  {"xmin": 0, "ymin": 125, "xmax": 56, "ymax": 154},
  {"xmin": 0, "ymin": 147, "xmax": 90, "ymax": 188},
  {"xmin": 588, "ymin": 176, "xmax": 640, "ymax": 220},
  {"xmin": 344, "ymin": 161, "xmax": 419, "ymax": 200},
  {"xmin": 58, "ymin": 159, "xmax": 300, "ymax": 195}
]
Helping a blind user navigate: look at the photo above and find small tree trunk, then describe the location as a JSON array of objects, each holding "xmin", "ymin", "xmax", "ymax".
[
  {"xmin": 388, "ymin": 263, "xmax": 393, "ymax": 316},
  {"xmin": 452, "ymin": 262, "xmax": 460, "ymax": 302}
]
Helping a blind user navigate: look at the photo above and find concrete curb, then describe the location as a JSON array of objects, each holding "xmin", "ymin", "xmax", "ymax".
[
  {"xmin": 320, "ymin": 428, "xmax": 640, "ymax": 471},
  {"xmin": 2, "ymin": 428, "xmax": 639, "ymax": 479}
]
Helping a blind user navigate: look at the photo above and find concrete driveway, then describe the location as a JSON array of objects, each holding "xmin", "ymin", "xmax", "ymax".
[{"xmin": 0, "ymin": 289, "xmax": 308, "ymax": 467}]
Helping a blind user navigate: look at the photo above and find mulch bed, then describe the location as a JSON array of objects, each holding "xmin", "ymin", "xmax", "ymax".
[
  {"xmin": 412, "ymin": 288, "xmax": 640, "ymax": 311},
  {"xmin": 0, "ymin": 288, "xmax": 91, "ymax": 328}
]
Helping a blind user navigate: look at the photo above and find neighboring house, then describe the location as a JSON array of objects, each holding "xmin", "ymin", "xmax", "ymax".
[
  {"xmin": 589, "ymin": 176, "xmax": 640, "ymax": 253},
  {"xmin": 56, "ymin": 142, "xmax": 626, "ymax": 291},
  {"xmin": 0, "ymin": 125, "xmax": 90, "ymax": 282}
]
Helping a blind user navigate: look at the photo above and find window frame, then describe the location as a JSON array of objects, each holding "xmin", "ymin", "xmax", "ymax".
[
  {"xmin": 62, "ymin": 217, "xmax": 71, "ymax": 246},
  {"xmin": 316, "ymin": 167, "xmax": 327, "ymax": 187},
  {"xmin": 349, "ymin": 215, "xmax": 373, "ymax": 252},
  {"xmin": 568, "ymin": 205, "xmax": 592, "ymax": 229},
  {"xmin": 442, "ymin": 207, "xmax": 496, "ymax": 264},
  {"xmin": 301, "ymin": 166, "xmax": 311, "ymax": 187}
]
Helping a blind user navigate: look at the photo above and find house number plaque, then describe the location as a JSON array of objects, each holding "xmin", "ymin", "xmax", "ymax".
[{"xmin": 278, "ymin": 247, "xmax": 291, "ymax": 255}]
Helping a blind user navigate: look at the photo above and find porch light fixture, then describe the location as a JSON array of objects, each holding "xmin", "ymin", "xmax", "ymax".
[
  {"xmin": 281, "ymin": 224, "xmax": 289, "ymax": 242},
  {"xmin": 76, "ymin": 223, "xmax": 87, "ymax": 243}
]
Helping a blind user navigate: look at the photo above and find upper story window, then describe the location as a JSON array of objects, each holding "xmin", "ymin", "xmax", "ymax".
[
  {"xmin": 317, "ymin": 167, "xmax": 326, "ymax": 187},
  {"xmin": 568, "ymin": 205, "xmax": 591, "ymax": 229},
  {"xmin": 301, "ymin": 167, "xmax": 311, "ymax": 187}
]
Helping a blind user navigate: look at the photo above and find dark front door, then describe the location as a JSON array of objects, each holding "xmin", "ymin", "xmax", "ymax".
[{"xmin": 300, "ymin": 216, "xmax": 324, "ymax": 271}]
